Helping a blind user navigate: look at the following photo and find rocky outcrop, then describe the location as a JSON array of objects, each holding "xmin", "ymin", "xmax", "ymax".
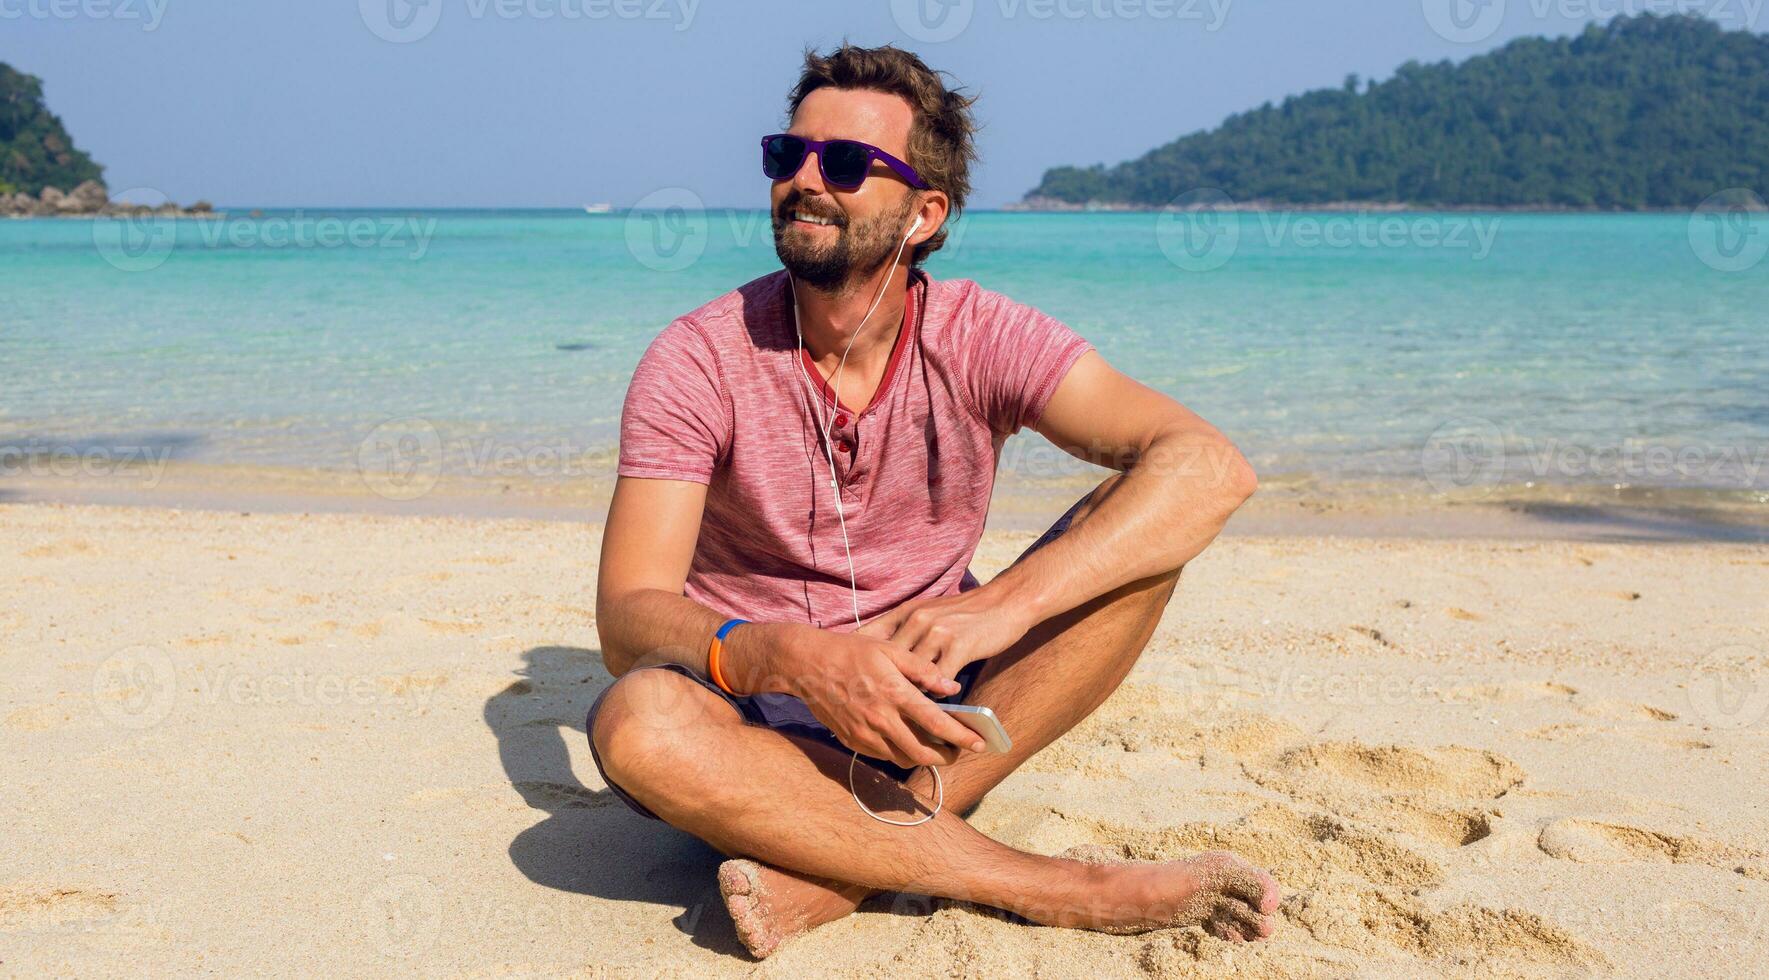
[{"xmin": 0, "ymin": 180, "xmax": 219, "ymax": 219}]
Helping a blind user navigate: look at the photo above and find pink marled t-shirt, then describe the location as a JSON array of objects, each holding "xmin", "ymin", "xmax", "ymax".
[{"xmin": 617, "ymin": 268, "xmax": 1093, "ymax": 630}]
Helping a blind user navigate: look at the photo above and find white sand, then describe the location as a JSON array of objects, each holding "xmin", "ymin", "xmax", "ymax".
[{"xmin": 3, "ymin": 502, "xmax": 1765, "ymax": 977}]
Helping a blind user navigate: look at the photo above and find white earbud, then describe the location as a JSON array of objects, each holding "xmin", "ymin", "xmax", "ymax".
[{"xmin": 907, "ymin": 213, "xmax": 925, "ymax": 239}]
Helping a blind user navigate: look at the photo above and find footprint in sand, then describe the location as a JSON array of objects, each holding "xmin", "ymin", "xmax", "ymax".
[
  {"xmin": 1283, "ymin": 880, "xmax": 1606, "ymax": 972},
  {"xmin": 1266, "ymin": 741, "xmax": 1524, "ymax": 801},
  {"xmin": 1573, "ymin": 699, "xmax": 1678, "ymax": 722},
  {"xmin": 1536, "ymin": 818, "xmax": 1763, "ymax": 873},
  {"xmin": 1241, "ymin": 741, "xmax": 1522, "ymax": 857},
  {"xmin": 1075, "ymin": 804, "xmax": 1444, "ymax": 892}
]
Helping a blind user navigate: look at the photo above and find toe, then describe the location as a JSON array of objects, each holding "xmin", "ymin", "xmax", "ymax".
[
  {"xmin": 1228, "ymin": 901, "xmax": 1275, "ymax": 941},
  {"xmin": 1255, "ymin": 871, "xmax": 1282, "ymax": 915},
  {"xmin": 1206, "ymin": 916, "xmax": 1246, "ymax": 943}
]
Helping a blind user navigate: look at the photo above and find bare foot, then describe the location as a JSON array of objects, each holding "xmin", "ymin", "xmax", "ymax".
[
  {"xmin": 1049, "ymin": 844, "xmax": 1281, "ymax": 941},
  {"xmin": 717, "ymin": 859, "xmax": 872, "ymax": 959}
]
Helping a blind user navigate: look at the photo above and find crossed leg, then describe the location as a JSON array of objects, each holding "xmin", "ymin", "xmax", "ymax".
[{"xmin": 590, "ymin": 476, "xmax": 1280, "ymax": 957}]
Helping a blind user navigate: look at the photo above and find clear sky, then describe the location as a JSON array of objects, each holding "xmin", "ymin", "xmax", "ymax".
[{"xmin": 5, "ymin": 0, "xmax": 1761, "ymax": 208}]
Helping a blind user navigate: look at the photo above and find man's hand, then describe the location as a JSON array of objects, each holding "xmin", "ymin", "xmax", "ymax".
[
  {"xmin": 859, "ymin": 586, "xmax": 1038, "ymax": 684},
  {"xmin": 753, "ymin": 624, "xmax": 988, "ymax": 767}
]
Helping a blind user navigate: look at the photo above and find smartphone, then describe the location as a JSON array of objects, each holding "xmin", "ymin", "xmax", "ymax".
[{"xmin": 939, "ymin": 704, "xmax": 1012, "ymax": 754}]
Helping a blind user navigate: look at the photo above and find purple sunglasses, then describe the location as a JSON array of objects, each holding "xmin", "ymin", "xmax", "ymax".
[{"xmin": 761, "ymin": 133, "xmax": 930, "ymax": 190}]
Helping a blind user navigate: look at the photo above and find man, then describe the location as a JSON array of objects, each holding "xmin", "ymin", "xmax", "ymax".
[{"xmin": 590, "ymin": 44, "xmax": 1278, "ymax": 959}]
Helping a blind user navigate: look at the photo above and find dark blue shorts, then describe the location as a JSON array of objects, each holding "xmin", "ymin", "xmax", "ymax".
[{"xmin": 586, "ymin": 487, "xmax": 1093, "ymax": 821}]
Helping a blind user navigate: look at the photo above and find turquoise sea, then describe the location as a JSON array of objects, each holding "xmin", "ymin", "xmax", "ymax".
[{"xmin": 2, "ymin": 209, "xmax": 1765, "ymax": 500}]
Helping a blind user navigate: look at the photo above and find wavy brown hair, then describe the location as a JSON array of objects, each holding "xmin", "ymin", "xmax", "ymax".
[{"xmin": 787, "ymin": 44, "xmax": 977, "ymax": 265}]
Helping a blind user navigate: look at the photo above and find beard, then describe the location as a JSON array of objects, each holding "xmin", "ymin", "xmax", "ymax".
[{"xmin": 773, "ymin": 192, "xmax": 915, "ymax": 294}]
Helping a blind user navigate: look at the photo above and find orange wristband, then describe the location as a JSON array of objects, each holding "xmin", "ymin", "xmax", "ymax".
[{"xmin": 707, "ymin": 618, "xmax": 748, "ymax": 695}]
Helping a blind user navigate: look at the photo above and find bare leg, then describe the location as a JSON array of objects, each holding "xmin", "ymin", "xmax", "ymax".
[
  {"xmin": 720, "ymin": 474, "xmax": 1268, "ymax": 955},
  {"xmin": 597, "ymin": 474, "xmax": 1279, "ymax": 956},
  {"xmin": 592, "ymin": 667, "xmax": 1278, "ymax": 957}
]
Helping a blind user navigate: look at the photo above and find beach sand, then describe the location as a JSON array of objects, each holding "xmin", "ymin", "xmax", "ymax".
[{"xmin": 3, "ymin": 500, "xmax": 1766, "ymax": 977}]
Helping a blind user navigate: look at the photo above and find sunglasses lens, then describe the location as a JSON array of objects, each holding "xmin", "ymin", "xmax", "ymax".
[
  {"xmin": 762, "ymin": 136, "xmax": 807, "ymax": 180},
  {"xmin": 821, "ymin": 141, "xmax": 872, "ymax": 187}
]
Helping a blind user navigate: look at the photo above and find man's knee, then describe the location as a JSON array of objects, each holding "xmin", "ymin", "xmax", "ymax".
[{"xmin": 590, "ymin": 668, "xmax": 734, "ymax": 790}]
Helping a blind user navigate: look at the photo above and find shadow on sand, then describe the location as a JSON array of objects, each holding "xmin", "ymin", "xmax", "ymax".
[{"xmin": 483, "ymin": 645, "xmax": 747, "ymax": 957}]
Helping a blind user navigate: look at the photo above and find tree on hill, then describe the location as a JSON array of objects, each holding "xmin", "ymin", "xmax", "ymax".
[
  {"xmin": 1026, "ymin": 15, "xmax": 1769, "ymax": 209},
  {"xmin": 1, "ymin": 63, "xmax": 104, "ymax": 197}
]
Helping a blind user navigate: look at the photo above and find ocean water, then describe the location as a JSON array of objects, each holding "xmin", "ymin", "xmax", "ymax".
[{"xmin": 2, "ymin": 209, "xmax": 1765, "ymax": 497}]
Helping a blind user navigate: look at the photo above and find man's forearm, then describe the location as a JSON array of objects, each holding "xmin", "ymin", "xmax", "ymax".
[
  {"xmin": 598, "ymin": 589, "xmax": 806, "ymax": 695},
  {"xmin": 989, "ymin": 430, "xmax": 1256, "ymax": 624}
]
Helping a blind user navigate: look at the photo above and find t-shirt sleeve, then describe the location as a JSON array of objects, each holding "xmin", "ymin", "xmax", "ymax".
[
  {"xmin": 957, "ymin": 286, "xmax": 1095, "ymax": 436},
  {"xmin": 617, "ymin": 319, "xmax": 729, "ymax": 483}
]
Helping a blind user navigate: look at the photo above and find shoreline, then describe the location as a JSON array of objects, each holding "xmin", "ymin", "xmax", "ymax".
[{"xmin": 3, "ymin": 461, "xmax": 1762, "ymax": 543}]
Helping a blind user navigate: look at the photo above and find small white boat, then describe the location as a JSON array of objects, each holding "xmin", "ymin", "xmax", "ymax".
[{"xmin": 583, "ymin": 202, "xmax": 612, "ymax": 214}]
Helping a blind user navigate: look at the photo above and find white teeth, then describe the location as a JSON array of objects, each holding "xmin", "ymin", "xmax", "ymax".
[{"xmin": 792, "ymin": 211, "xmax": 834, "ymax": 226}]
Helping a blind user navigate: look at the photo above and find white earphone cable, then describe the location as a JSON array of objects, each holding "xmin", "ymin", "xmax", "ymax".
[{"xmin": 789, "ymin": 210, "xmax": 939, "ymax": 827}]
